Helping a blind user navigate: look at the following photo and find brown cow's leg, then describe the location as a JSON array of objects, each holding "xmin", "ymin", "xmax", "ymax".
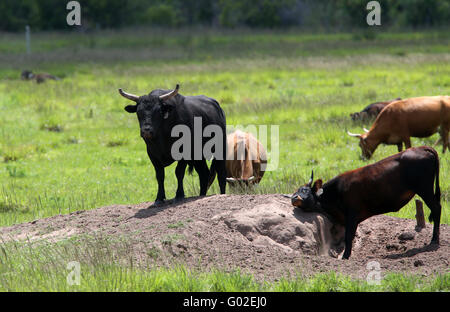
[
  {"xmin": 342, "ymin": 217, "xmax": 358, "ymax": 260},
  {"xmin": 404, "ymin": 138, "xmax": 411, "ymax": 149},
  {"xmin": 397, "ymin": 143, "xmax": 403, "ymax": 152},
  {"xmin": 433, "ymin": 137, "xmax": 441, "ymax": 146},
  {"xmin": 416, "ymin": 167, "xmax": 441, "ymax": 245},
  {"xmin": 440, "ymin": 126, "xmax": 449, "ymax": 153},
  {"xmin": 419, "ymin": 192, "xmax": 441, "ymax": 244}
]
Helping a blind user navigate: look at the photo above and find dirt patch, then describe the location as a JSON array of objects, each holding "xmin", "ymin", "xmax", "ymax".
[{"xmin": 0, "ymin": 194, "xmax": 448, "ymax": 281}]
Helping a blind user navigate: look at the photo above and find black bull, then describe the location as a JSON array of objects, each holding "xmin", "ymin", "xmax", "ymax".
[
  {"xmin": 119, "ymin": 84, "xmax": 227, "ymax": 205},
  {"xmin": 291, "ymin": 146, "xmax": 441, "ymax": 259}
]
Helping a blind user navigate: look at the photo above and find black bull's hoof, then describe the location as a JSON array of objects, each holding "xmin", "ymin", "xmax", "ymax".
[{"xmin": 152, "ymin": 199, "xmax": 165, "ymax": 207}]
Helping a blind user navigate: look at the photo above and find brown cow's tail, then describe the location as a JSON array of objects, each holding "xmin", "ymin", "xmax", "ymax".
[{"xmin": 429, "ymin": 147, "xmax": 441, "ymax": 223}]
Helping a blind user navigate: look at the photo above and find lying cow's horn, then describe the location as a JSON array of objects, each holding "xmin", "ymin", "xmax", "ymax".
[
  {"xmin": 118, "ymin": 88, "xmax": 139, "ymax": 102},
  {"xmin": 347, "ymin": 131, "xmax": 362, "ymax": 138},
  {"xmin": 248, "ymin": 176, "xmax": 255, "ymax": 182},
  {"xmin": 308, "ymin": 170, "xmax": 314, "ymax": 186},
  {"xmin": 159, "ymin": 84, "xmax": 180, "ymax": 101},
  {"xmin": 226, "ymin": 177, "xmax": 236, "ymax": 182},
  {"xmin": 363, "ymin": 128, "xmax": 370, "ymax": 133}
]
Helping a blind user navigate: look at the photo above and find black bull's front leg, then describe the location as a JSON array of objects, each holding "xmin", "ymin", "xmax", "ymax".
[
  {"xmin": 154, "ymin": 165, "xmax": 166, "ymax": 204},
  {"xmin": 150, "ymin": 158, "xmax": 211, "ymax": 205},
  {"xmin": 149, "ymin": 156, "xmax": 166, "ymax": 205}
]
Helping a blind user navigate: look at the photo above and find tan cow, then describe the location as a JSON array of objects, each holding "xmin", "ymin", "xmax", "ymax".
[
  {"xmin": 348, "ymin": 96, "xmax": 450, "ymax": 158},
  {"xmin": 224, "ymin": 130, "xmax": 267, "ymax": 186}
]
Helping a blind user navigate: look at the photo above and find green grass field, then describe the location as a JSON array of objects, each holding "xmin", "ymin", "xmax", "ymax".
[
  {"xmin": 0, "ymin": 236, "xmax": 448, "ymax": 292},
  {"xmin": 0, "ymin": 28, "xmax": 449, "ymax": 291}
]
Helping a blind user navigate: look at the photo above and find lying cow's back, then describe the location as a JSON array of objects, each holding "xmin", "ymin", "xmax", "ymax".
[
  {"xmin": 352, "ymin": 98, "xmax": 401, "ymax": 120},
  {"xmin": 226, "ymin": 130, "xmax": 267, "ymax": 183},
  {"xmin": 371, "ymin": 96, "xmax": 450, "ymax": 138}
]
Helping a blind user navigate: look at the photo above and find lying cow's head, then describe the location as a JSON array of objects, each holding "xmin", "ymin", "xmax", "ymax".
[
  {"xmin": 119, "ymin": 84, "xmax": 180, "ymax": 140},
  {"xmin": 291, "ymin": 171, "xmax": 323, "ymax": 211},
  {"xmin": 21, "ymin": 70, "xmax": 34, "ymax": 80},
  {"xmin": 347, "ymin": 128, "xmax": 374, "ymax": 159}
]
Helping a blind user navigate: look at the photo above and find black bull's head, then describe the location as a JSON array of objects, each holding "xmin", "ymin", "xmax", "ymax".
[{"xmin": 118, "ymin": 84, "xmax": 180, "ymax": 140}]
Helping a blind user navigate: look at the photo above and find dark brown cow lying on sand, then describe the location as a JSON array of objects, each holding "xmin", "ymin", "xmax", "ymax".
[
  {"xmin": 348, "ymin": 96, "xmax": 450, "ymax": 158},
  {"xmin": 21, "ymin": 70, "xmax": 60, "ymax": 84},
  {"xmin": 350, "ymin": 98, "xmax": 401, "ymax": 121},
  {"xmin": 209, "ymin": 130, "xmax": 267, "ymax": 187},
  {"xmin": 290, "ymin": 146, "xmax": 441, "ymax": 259}
]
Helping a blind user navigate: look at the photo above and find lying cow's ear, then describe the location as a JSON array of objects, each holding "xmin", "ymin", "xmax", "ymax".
[{"xmin": 124, "ymin": 105, "xmax": 137, "ymax": 113}]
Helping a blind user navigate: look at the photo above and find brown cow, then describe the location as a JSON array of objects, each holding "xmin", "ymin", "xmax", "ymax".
[
  {"xmin": 21, "ymin": 70, "xmax": 60, "ymax": 84},
  {"xmin": 290, "ymin": 146, "xmax": 441, "ymax": 259},
  {"xmin": 350, "ymin": 98, "xmax": 401, "ymax": 121},
  {"xmin": 348, "ymin": 96, "xmax": 450, "ymax": 158}
]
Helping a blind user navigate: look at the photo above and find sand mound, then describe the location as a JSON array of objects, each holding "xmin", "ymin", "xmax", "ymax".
[
  {"xmin": 222, "ymin": 200, "xmax": 346, "ymax": 256},
  {"xmin": 0, "ymin": 194, "xmax": 448, "ymax": 280}
]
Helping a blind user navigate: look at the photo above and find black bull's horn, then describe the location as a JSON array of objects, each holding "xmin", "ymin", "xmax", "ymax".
[
  {"xmin": 159, "ymin": 84, "xmax": 180, "ymax": 101},
  {"xmin": 118, "ymin": 88, "xmax": 139, "ymax": 102},
  {"xmin": 118, "ymin": 84, "xmax": 180, "ymax": 102}
]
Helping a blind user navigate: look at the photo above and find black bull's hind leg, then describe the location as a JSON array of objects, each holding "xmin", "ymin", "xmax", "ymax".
[
  {"xmin": 216, "ymin": 159, "xmax": 227, "ymax": 194},
  {"xmin": 217, "ymin": 137, "xmax": 227, "ymax": 194},
  {"xmin": 194, "ymin": 160, "xmax": 210, "ymax": 196},
  {"xmin": 205, "ymin": 158, "xmax": 227, "ymax": 194}
]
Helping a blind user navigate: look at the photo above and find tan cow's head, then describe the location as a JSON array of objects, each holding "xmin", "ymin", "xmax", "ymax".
[{"xmin": 226, "ymin": 176, "xmax": 256, "ymax": 186}]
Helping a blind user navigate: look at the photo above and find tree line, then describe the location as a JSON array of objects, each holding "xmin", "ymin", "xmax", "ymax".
[{"xmin": 1, "ymin": 0, "xmax": 448, "ymax": 31}]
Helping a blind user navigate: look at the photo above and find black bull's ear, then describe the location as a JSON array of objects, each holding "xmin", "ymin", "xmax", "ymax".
[{"xmin": 124, "ymin": 105, "xmax": 137, "ymax": 113}]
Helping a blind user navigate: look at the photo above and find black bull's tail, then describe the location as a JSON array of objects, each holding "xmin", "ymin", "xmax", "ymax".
[
  {"xmin": 206, "ymin": 158, "xmax": 217, "ymax": 192},
  {"xmin": 428, "ymin": 147, "xmax": 441, "ymax": 223}
]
